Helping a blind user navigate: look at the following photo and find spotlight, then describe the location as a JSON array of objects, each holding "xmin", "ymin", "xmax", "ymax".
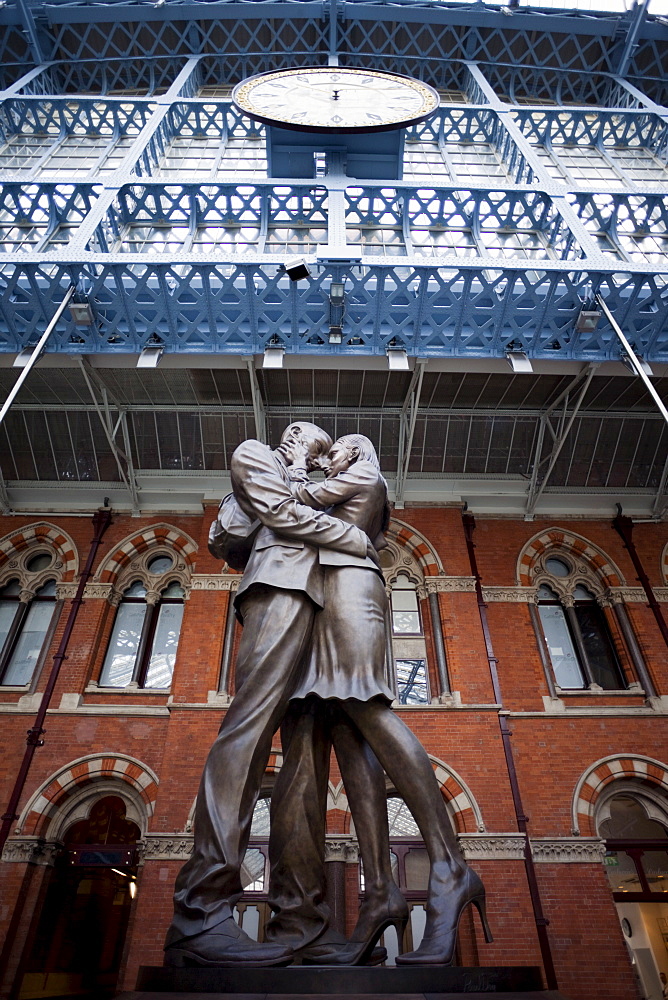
[
  {"xmin": 575, "ymin": 308, "xmax": 601, "ymax": 333},
  {"xmin": 622, "ymin": 353, "xmax": 654, "ymax": 377},
  {"xmin": 329, "ymin": 282, "xmax": 344, "ymax": 307},
  {"xmin": 328, "ymin": 326, "xmax": 343, "ymax": 345},
  {"xmin": 387, "ymin": 349, "xmax": 409, "ymax": 371},
  {"xmin": 506, "ymin": 351, "xmax": 533, "ymax": 374},
  {"xmin": 284, "ymin": 258, "xmax": 311, "ymax": 282},
  {"xmin": 68, "ymin": 301, "xmax": 94, "ymax": 326},
  {"xmin": 263, "ymin": 347, "xmax": 285, "ymax": 369},
  {"xmin": 13, "ymin": 347, "xmax": 38, "ymax": 368},
  {"xmin": 137, "ymin": 346, "xmax": 164, "ymax": 368}
]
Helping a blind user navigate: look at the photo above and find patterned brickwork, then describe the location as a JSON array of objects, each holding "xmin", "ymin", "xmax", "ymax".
[
  {"xmin": 95, "ymin": 524, "xmax": 198, "ymax": 585},
  {"xmin": 387, "ymin": 518, "xmax": 442, "ymax": 577},
  {"xmin": 0, "ymin": 522, "xmax": 78, "ymax": 581},
  {"xmin": 517, "ymin": 528, "xmax": 624, "ymax": 588},
  {"xmin": 18, "ymin": 753, "xmax": 159, "ymax": 836},
  {"xmin": 573, "ymin": 754, "xmax": 668, "ymax": 836}
]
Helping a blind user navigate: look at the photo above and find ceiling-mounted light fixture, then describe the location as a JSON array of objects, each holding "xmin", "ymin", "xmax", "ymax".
[
  {"xmin": 263, "ymin": 346, "xmax": 285, "ymax": 369},
  {"xmin": 575, "ymin": 308, "xmax": 602, "ymax": 333},
  {"xmin": 387, "ymin": 349, "xmax": 409, "ymax": 371},
  {"xmin": 284, "ymin": 258, "xmax": 311, "ymax": 282},
  {"xmin": 506, "ymin": 350, "xmax": 533, "ymax": 374},
  {"xmin": 68, "ymin": 301, "xmax": 94, "ymax": 326},
  {"xmin": 13, "ymin": 347, "xmax": 39, "ymax": 368},
  {"xmin": 137, "ymin": 346, "xmax": 164, "ymax": 368}
]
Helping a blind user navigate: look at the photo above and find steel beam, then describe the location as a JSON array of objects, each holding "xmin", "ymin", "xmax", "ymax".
[
  {"xmin": 394, "ymin": 359, "xmax": 426, "ymax": 510},
  {"xmin": 245, "ymin": 357, "xmax": 266, "ymax": 444},
  {"xmin": 597, "ymin": 294, "xmax": 668, "ymax": 428},
  {"xmin": 76, "ymin": 357, "xmax": 141, "ymax": 512},
  {"xmin": 0, "ymin": 285, "xmax": 75, "ymax": 428},
  {"xmin": 525, "ymin": 363, "xmax": 599, "ymax": 519}
]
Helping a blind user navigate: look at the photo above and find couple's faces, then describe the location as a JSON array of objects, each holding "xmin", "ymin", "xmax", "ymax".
[{"xmin": 327, "ymin": 442, "xmax": 351, "ymax": 477}]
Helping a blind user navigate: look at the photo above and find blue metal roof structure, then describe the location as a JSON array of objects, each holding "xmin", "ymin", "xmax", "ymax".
[
  {"xmin": 0, "ymin": 0, "xmax": 667, "ymax": 516},
  {"xmin": 0, "ymin": 0, "xmax": 666, "ymax": 362}
]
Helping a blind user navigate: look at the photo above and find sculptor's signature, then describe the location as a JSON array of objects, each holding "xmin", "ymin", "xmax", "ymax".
[{"xmin": 463, "ymin": 974, "xmax": 497, "ymax": 992}]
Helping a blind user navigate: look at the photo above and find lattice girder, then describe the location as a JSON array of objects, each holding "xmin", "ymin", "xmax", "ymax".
[{"xmin": 0, "ymin": 258, "xmax": 667, "ymax": 362}]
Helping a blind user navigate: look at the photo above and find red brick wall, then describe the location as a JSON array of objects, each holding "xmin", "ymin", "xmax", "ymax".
[{"xmin": 0, "ymin": 506, "xmax": 665, "ymax": 1000}]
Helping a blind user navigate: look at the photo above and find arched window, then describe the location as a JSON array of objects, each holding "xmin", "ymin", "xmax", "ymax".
[
  {"xmin": 378, "ymin": 545, "xmax": 432, "ymax": 705},
  {"xmin": 0, "ymin": 576, "xmax": 57, "ymax": 686},
  {"xmin": 536, "ymin": 556, "xmax": 626, "ymax": 691},
  {"xmin": 100, "ymin": 575, "xmax": 185, "ymax": 689},
  {"xmin": 599, "ymin": 792, "xmax": 668, "ymax": 899}
]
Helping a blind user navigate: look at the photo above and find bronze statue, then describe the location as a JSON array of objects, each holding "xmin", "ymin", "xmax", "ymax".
[{"xmin": 164, "ymin": 424, "xmax": 491, "ymax": 969}]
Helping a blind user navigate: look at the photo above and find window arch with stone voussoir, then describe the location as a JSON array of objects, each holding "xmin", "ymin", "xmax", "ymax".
[
  {"xmin": 576, "ymin": 755, "xmax": 668, "ymax": 902},
  {"xmin": 380, "ymin": 520, "xmax": 444, "ymax": 704},
  {"xmin": 0, "ymin": 522, "xmax": 78, "ymax": 688},
  {"xmin": 94, "ymin": 524, "xmax": 197, "ymax": 690},
  {"xmin": 518, "ymin": 528, "xmax": 634, "ymax": 693}
]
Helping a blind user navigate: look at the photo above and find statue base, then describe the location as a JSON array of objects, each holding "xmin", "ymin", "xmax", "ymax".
[{"xmin": 132, "ymin": 964, "xmax": 556, "ymax": 995}]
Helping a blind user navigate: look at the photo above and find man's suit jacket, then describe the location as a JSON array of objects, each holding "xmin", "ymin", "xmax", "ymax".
[{"xmin": 230, "ymin": 439, "xmax": 368, "ymax": 610}]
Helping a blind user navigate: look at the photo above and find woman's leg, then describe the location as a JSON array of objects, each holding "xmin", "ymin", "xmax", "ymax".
[{"xmin": 342, "ymin": 698, "xmax": 465, "ymax": 872}]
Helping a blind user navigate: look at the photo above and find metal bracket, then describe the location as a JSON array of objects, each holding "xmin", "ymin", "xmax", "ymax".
[
  {"xmin": 395, "ymin": 359, "xmax": 426, "ymax": 509},
  {"xmin": 525, "ymin": 362, "xmax": 600, "ymax": 519}
]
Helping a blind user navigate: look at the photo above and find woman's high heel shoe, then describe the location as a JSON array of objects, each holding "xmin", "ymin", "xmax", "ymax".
[
  {"xmin": 303, "ymin": 885, "xmax": 408, "ymax": 966},
  {"xmin": 395, "ymin": 865, "xmax": 493, "ymax": 966}
]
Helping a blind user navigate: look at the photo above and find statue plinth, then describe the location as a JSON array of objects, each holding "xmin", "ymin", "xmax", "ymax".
[{"xmin": 134, "ymin": 963, "xmax": 552, "ymax": 994}]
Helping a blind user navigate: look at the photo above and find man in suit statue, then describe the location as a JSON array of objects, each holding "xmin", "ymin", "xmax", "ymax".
[{"xmin": 164, "ymin": 422, "xmax": 386, "ymax": 968}]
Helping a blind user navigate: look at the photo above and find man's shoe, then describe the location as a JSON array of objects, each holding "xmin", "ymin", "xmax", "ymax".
[
  {"xmin": 300, "ymin": 941, "xmax": 387, "ymax": 966},
  {"xmin": 164, "ymin": 917, "xmax": 294, "ymax": 968}
]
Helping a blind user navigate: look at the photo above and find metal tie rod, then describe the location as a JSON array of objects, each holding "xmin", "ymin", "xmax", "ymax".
[
  {"xmin": 596, "ymin": 293, "xmax": 668, "ymax": 427},
  {"xmin": 0, "ymin": 285, "xmax": 76, "ymax": 428}
]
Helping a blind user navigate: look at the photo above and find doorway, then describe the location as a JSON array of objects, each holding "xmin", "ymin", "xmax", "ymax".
[{"xmin": 19, "ymin": 796, "xmax": 139, "ymax": 1000}]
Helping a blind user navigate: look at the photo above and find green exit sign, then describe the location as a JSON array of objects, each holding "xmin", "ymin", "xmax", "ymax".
[{"xmin": 604, "ymin": 855, "xmax": 620, "ymax": 866}]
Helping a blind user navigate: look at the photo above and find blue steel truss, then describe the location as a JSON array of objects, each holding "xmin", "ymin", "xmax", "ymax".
[{"xmin": 0, "ymin": 1, "xmax": 667, "ymax": 362}]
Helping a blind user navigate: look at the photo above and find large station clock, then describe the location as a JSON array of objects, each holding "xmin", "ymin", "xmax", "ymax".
[{"xmin": 232, "ymin": 67, "xmax": 440, "ymax": 134}]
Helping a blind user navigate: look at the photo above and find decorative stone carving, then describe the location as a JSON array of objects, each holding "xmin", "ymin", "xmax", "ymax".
[
  {"xmin": 2, "ymin": 838, "xmax": 63, "ymax": 866},
  {"xmin": 324, "ymin": 837, "xmax": 360, "ymax": 863},
  {"xmin": 424, "ymin": 576, "xmax": 477, "ymax": 594},
  {"xmin": 142, "ymin": 835, "xmax": 194, "ymax": 861},
  {"xmin": 481, "ymin": 587, "xmax": 537, "ymax": 603},
  {"xmin": 458, "ymin": 834, "xmax": 526, "ymax": 860},
  {"xmin": 191, "ymin": 575, "xmax": 240, "ymax": 591},
  {"xmin": 609, "ymin": 587, "xmax": 668, "ymax": 603},
  {"xmin": 530, "ymin": 838, "xmax": 607, "ymax": 863}
]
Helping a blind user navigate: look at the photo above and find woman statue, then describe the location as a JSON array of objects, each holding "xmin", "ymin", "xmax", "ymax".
[{"xmin": 280, "ymin": 433, "xmax": 492, "ymax": 965}]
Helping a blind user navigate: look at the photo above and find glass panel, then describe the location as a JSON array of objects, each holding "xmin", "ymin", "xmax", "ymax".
[
  {"xmin": 537, "ymin": 584, "xmax": 559, "ymax": 600},
  {"xmin": 144, "ymin": 601, "xmax": 183, "ymax": 688},
  {"xmin": 600, "ymin": 796, "xmax": 668, "ymax": 840},
  {"xmin": 0, "ymin": 601, "xmax": 18, "ymax": 660},
  {"xmin": 537, "ymin": 603, "xmax": 585, "ymax": 688},
  {"xmin": 604, "ymin": 850, "xmax": 642, "ymax": 892},
  {"xmin": 573, "ymin": 585, "xmax": 595, "ymax": 600},
  {"xmin": 240, "ymin": 848, "xmax": 266, "ymax": 891},
  {"xmin": 392, "ymin": 589, "xmax": 418, "ymax": 612},
  {"xmin": 27, "ymin": 553, "xmax": 53, "ymax": 572},
  {"xmin": 396, "ymin": 659, "xmax": 429, "ymax": 704},
  {"xmin": 641, "ymin": 852, "xmax": 668, "ymax": 892},
  {"xmin": 574, "ymin": 603, "xmax": 625, "ymax": 690},
  {"xmin": 393, "ymin": 611, "xmax": 421, "ymax": 633},
  {"xmin": 161, "ymin": 582, "xmax": 185, "ymax": 598},
  {"xmin": 405, "ymin": 848, "xmax": 429, "ymax": 890},
  {"xmin": 147, "ymin": 554, "xmax": 174, "ymax": 574},
  {"xmin": 125, "ymin": 581, "xmax": 147, "ymax": 598},
  {"xmin": 36, "ymin": 580, "xmax": 56, "ymax": 597},
  {"xmin": 0, "ymin": 580, "xmax": 21, "ymax": 597},
  {"xmin": 387, "ymin": 798, "xmax": 420, "ymax": 837},
  {"xmin": 100, "ymin": 601, "xmax": 147, "ymax": 687},
  {"xmin": 250, "ymin": 798, "xmax": 270, "ymax": 838},
  {"xmin": 545, "ymin": 557, "xmax": 570, "ymax": 577},
  {"xmin": 3, "ymin": 600, "xmax": 54, "ymax": 685}
]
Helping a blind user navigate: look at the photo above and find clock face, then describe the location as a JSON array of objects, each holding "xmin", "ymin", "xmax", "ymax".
[{"xmin": 232, "ymin": 67, "xmax": 440, "ymax": 134}]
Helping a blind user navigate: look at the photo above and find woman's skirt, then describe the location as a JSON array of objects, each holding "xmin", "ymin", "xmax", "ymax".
[{"xmin": 290, "ymin": 566, "xmax": 394, "ymax": 704}]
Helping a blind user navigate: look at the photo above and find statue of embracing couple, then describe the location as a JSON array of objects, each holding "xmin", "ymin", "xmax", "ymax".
[{"xmin": 164, "ymin": 422, "xmax": 491, "ymax": 969}]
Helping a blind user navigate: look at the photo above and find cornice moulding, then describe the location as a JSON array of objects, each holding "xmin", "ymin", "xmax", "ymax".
[
  {"xmin": 424, "ymin": 576, "xmax": 476, "ymax": 593},
  {"xmin": 2, "ymin": 837, "xmax": 63, "ymax": 866},
  {"xmin": 482, "ymin": 587, "xmax": 536, "ymax": 602},
  {"xmin": 191, "ymin": 574, "xmax": 239, "ymax": 591},
  {"xmin": 530, "ymin": 838, "xmax": 606, "ymax": 863}
]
